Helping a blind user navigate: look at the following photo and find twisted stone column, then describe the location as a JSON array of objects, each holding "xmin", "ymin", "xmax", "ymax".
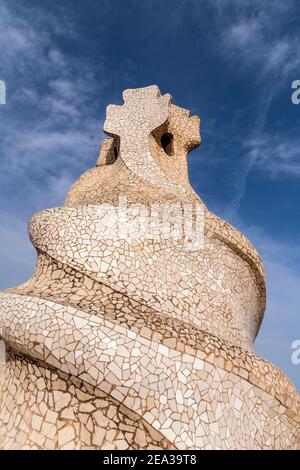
[{"xmin": 0, "ymin": 86, "xmax": 299, "ymax": 449}]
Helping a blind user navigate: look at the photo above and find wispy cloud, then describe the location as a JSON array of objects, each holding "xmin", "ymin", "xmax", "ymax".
[
  {"xmin": 223, "ymin": 12, "xmax": 300, "ymax": 79},
  {"xmin": 247, "ymin": 226, "xmax": 300, "ymax": 391},
  {"xmin": 0, "ymin": 209, "xmax": 35, "ymax": 289},
  {"xmin": 0, "ymin": 0, "xmax": 107, "ymax": 212},
  {"xmin": 244, "ymin": 133, "xmax": 300, "ymax": 177},
  {"xmin": 199, "ymin": 0, "xmax": 300, "ymax": 216}
]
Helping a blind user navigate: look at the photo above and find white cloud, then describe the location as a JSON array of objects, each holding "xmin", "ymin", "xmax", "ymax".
[
  {"xmin": 0, "ymin": 0, "xmax": 107, "ymax": 211},
  {"xmin": 227, "ymin": 17, "xmax": 263, "ymax": 46},
  {"xmin": 186, "ymin": 0, "xmax": 300, "ymax": 217},
  {"xmin": 201, "ymin": 0, "xmax": 300, "ymax": 81},
  {"xmin": 244, "ymin": 134, "xmax": 300, "ymax": 177},
  {"xmin": 224, "ymin": 19, "xmax": 298, "ymax": 78},
  {"xmin": 0, "ymin": 209, "xmax": 36, "ymax": 289},
  {"xmin": 32, "ymin": 173, "xmax": 78, "ymax": 209}
]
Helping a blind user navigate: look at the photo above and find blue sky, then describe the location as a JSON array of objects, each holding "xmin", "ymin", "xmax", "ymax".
[{"xmin": 0, "ymin": 0, "xmax": 299, "ymax": 391}]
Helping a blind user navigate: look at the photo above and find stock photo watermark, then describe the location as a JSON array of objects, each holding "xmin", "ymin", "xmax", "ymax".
[
  {"xmin": 0, "ymin": 80, "xmax": 6, "ymax": 105},
  {"xmin": 0, "ymin": 340, "xmax": 6, "ymax": 364},
  {"xmin": 291, "ymin": 80, "xmax": 300, "ymax": 104},
  {"xmin": 291, "ymin": 340, "xmax": 300, "ymax": 365},
  {"xmin": 92, "ymin": 196, "xmax": 205, "ymax": 251}
]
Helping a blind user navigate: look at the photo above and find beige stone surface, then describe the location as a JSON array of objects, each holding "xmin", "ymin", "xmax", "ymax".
[{"xmin": 0, "ymin": 85, "xmax": 299, "ymax": 449}]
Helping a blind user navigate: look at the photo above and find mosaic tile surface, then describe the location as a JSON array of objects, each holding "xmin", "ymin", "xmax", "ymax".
[{"xmin": 0, "ymin": 85, "xmax": 299, "ymax": 449}]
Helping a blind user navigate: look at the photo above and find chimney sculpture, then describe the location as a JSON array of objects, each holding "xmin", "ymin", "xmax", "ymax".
[{"xmin": 0, "ymin": 86, "xmax": 299, "ymax": 449}]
